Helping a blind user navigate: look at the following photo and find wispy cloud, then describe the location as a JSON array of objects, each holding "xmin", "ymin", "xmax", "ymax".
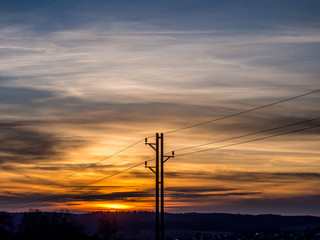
[{"xmin": 0, "ymin": 0, "xmax": 319, "ymax": 213}]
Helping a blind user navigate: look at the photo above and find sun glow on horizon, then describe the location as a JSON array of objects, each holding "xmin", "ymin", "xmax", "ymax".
[{"xmin": 93, "ymin": 203, "xmax": 133, "ymax": 210}]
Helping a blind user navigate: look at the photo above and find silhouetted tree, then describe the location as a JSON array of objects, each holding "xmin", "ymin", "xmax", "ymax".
[
  {"xmin": 0, "ymin": 212, "xmax": 13, "ymax": 240},
  {"xmin": 16, "ymin": 209, "xmax": 88, "ymax": 240},
  {"xmin": 98, "ymin": 213, "xmax": 118, "ymax": 240},
  {"xmin": 17, "ymin": 209, "xmax": 49, "ymax": 240},
  {"xmin": 49, "ymin": 209, "xmax": 87, "ymax": 240}
]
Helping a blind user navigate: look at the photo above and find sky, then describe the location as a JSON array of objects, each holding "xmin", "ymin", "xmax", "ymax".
[{"xmin": 0, "ymin": 0, "xmax": 320, "ymax": 215}]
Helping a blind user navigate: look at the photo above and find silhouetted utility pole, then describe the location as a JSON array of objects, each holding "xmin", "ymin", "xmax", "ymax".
[
  {"xmin": 146, "ymin": 133, "xmax": 174, "ymax": 240},
  {"xmin": 145, "ymin": 133, "xmax": 160, "ymax": 240}
]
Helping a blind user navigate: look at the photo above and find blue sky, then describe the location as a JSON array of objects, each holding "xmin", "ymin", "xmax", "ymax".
[{"xmin": 0, "ymin": 0, "xmax": 320, "ymax": 214}]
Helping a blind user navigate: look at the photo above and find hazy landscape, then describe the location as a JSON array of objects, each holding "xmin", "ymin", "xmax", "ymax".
[
  {"xmin": 1, "ymin": 0, "xmax": 320, "ymax": 239},
  {"xmin": 2, "ymin": 210, "xmax": 320, "ymax": 240}
]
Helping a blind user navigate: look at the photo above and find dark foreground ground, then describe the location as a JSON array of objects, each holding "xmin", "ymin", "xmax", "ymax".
[{"xmin": 1, "ymin": 211, "xmax": 320, "ymax": 240}]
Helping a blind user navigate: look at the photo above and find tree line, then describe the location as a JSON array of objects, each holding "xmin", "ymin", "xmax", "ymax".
[{"xmin": 0, "ymin": 209, "xmax": 123, "ymax": 240}]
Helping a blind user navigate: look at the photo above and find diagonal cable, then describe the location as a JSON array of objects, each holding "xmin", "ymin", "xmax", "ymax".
[
  {"xmin": 29, "ymin": 139, "xmax": 144, "ymax": 192},
  {"xmin": 176, "ymin": 124, "xmax": 320, "ymax": 157},
  {"xmin": 163, "ymin": 89, "xmax": 320, "ymax": 135},
  {"xmin": 173, "ymin": 118, "xmax": 319, "ymax": 153}
]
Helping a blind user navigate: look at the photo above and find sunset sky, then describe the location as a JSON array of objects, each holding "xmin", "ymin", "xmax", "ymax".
[{"xmin": 0, "ymin": 0, "xmax": 320, "ymax": 215}]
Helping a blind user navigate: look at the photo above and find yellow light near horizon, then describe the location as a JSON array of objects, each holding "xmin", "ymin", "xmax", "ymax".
[{"xmin": 94, "ymin": 203, "xmax": 132, "ymax": 210}]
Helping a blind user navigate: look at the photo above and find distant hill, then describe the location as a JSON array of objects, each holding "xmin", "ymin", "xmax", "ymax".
[
  {"xmin": 88, "ymin": 212, "xmax": 320, "ymax": 238},
  {"xmin": 2, "ymin": 211, "xmax": 320, "ymax": 239}
]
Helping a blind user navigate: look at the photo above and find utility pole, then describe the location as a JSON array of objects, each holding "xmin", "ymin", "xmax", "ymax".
[
  {"xmin": 146, "ymin": 133, "xmax": 174, "ymax": 240},
  {"xmin": 145, "ymin": 133, "xmax": 160, "ymax": 240}
]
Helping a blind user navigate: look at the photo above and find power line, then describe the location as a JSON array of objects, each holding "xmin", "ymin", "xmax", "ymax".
[
  {"xmin": 14, "ymin": 89, "xmax": 320, "ymax": 209},
  {"xmin": 21, "ymin": 159, "xmax": 153, "ymax": 208},
  {"xmin": 173, "ymin": 117, "xmax": 320, "ymax": 153},
  {"xmin": 163, "ymin": 89, "xmax": 320, "ymax": 135},
  {"xmin": 27, "ymin": 89, "xmax": 320, "ymax": 192},
  {"xmin": 20, "ymin": 123, "xmax": 320, "ymax": 208},
  {"xmin": 21, "ymin": 123, "xmax": 319, "ymax": 209},
  {"xmin": 89, "ymin": 161, "xmax": 148, "ymax": 186},
  {"xmin": 28, "ymin": 138, "xmax": 144, "ymax": 192},
  {"xmin": 176, "ymin": 124, "xmax": 320, "ymax": 157}
]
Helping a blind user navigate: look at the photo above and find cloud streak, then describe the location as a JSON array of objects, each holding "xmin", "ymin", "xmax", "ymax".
[{"xmin": 0, "ymin": 0, "xmax": 319, "ymax": 214}]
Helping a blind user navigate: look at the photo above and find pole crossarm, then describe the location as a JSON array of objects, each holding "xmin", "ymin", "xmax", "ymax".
[
  {"xmin": 163, "ymin": 151, "xmax": 174, "ymax": 163},
  {"xmin": 148, "ymin": 167, "xmax": 156, "ymax": 174},
  {"xmin": 145, "ymin": 161, "xmax": 157, "ymax": 174},
  {"xmin": 145, "ymin": 138, "xmax": 157, "ymax": 151}
]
